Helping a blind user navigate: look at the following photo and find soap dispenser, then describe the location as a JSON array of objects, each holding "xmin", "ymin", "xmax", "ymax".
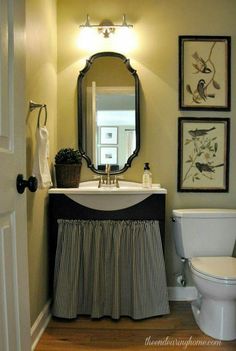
[{"xmin": 142, "ymin": 162, "xmax": 152, "ymax": 188}]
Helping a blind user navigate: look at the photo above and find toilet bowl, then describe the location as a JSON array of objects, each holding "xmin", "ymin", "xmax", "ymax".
[{"xmin": 190, "ymin": 256, "xmax": 236, "ymax": 341}]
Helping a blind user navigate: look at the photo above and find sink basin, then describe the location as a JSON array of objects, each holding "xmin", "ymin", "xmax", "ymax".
[{"xmin": 49, "ymin": 180, "xmax": 167, "ymax": 211}]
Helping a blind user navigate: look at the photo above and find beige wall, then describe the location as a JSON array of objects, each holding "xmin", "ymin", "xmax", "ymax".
[
  {"xmin": 26, "ymin": 0, "xmax": 57, "ymax": 325},
  {"xmin": 57, "ymin": 0, "xmax": 236, "ymax": 286}
]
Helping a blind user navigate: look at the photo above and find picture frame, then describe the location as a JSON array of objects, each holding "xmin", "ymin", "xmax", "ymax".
[
  {"xmin": 179, "ymin": 36, "xmax": 231, "ymax": 111},
  {"xmin": 100, "ymin": 147, "xmax": 118, "ymax": 164},
  {"xmin": 100, "ymin": 127, "xmax": 118, "ymax": 145},
  {"xmin": 178, "ymin": 117, "xmax": 230, "ymax": 192}
]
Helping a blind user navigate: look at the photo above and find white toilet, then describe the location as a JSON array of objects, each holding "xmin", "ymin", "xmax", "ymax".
[{"xmin": 172, "ymin": 209, "xmax": 236, "ymax": 341}]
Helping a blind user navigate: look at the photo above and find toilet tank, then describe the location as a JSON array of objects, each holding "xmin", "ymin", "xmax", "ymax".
[{"xmin": 172, "ymin": 209, "xmax": 236, "ymax": 258}]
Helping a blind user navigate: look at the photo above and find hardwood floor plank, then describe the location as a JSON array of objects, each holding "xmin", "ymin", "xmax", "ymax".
[{"xmin": 35, "ymin": 302, "xmax": 236, "ymax": 351}]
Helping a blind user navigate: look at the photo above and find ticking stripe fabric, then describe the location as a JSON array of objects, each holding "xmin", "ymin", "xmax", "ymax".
[{"xmin": 52, "ymin": 219, "xmax": 170, "ymax": 319}]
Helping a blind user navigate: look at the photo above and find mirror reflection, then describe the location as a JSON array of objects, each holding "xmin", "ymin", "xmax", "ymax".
[{"xmin": 78, "ymin": 52, "xmax": 140, "ymax": 174}]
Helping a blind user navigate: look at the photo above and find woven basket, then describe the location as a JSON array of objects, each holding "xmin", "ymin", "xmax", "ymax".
[{"xmin": 55, "ymin": 164, "xmax": 81, "ymax": 188}]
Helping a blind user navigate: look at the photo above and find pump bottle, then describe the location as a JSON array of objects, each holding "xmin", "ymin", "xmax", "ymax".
[{"xmin": 142, "ymin": 162, "xmax": 152, "ymax": 188}]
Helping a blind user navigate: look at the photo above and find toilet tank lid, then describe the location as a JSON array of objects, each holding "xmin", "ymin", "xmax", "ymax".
[{"xmin": 172, "ymin": 209, "xmax": 236, "ymax": 218}]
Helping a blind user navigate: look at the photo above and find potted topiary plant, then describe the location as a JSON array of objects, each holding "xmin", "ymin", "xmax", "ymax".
[{"xmin": 55, "ymin": 148, "xmax": 82, "ymax": 188}]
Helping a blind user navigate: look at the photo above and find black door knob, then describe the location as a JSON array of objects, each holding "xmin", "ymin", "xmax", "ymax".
[{"xmin": 16, "ymin": 174, "xmax": 38, "ymax": 194}]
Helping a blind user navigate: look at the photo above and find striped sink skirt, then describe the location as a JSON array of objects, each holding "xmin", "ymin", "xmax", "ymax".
[{"xmin": 52, "ymin": 219, "xmax": 170, "ymax": 319}]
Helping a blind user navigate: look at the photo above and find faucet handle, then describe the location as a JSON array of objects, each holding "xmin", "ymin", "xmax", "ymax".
[
  {"xmin": 115, "ymin": 175, "xmax": 120, "ymax": 188},
  {"xmin": 98, "ymin": 175, "xmax": 102, "ymax": 188},
  {"xmin": 92, "ymin": 175, "xmax": 103, "ymax": 188}
]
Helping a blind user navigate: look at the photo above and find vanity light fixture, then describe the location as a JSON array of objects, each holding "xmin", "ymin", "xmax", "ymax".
[{"xmin": 79, "ymin": 14, "xmax": 133, "ymax": 38}]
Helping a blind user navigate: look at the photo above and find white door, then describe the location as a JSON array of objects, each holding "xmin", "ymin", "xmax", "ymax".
[{"xmin": 0, "ymin": 0, "xmax": 31, "ymax": 350}]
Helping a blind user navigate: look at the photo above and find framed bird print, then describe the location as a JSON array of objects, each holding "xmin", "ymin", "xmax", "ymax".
[
  {"xmin": 179, "ymin": 36, "xmax": 231, "ymax": 111},
  {"xmin": 178, "ymin": 117, "xmax": 230, "ymax": 192}
]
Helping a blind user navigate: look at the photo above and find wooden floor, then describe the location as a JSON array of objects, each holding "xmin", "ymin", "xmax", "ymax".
[{"xmin": 35, "ymin": 302, "xmax": 236, "ymax": 351}]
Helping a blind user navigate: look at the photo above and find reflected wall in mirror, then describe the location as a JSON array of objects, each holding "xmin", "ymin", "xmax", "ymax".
[{"xmin": 78, "ymin": 52, "xmax": 140, "ymax": 174}]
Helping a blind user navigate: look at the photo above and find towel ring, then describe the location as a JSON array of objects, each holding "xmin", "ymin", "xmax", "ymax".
[{"xmin": 37, "ymin": 105, "xmax": 47, "ymax": 128}]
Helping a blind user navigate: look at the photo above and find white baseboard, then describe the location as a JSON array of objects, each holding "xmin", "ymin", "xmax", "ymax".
[
  {"xmin": 168, "ymin": 286, "xmax": 198, "ymax": 301},
  {"xmin": 31, "ymin": 300, "xmax": 52, "ymax": 351}
]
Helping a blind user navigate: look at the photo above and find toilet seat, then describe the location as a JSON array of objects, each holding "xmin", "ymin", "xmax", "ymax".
[{"xmin": 190, "ymin": 257, "xmax": 236, "ymax": 283}]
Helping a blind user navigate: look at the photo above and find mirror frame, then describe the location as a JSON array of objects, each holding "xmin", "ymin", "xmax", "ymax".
[{"xmin": 77, "ymin": 51, "xmax": 140, "ymax": 175}]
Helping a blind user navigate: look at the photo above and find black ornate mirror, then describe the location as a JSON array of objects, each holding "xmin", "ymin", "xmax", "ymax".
[{"xmin": 77, "ymin": 52, "xmax": 140, "ymax": 174}]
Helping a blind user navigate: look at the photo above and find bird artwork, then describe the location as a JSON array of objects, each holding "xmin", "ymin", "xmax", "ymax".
[
  {"xmin": 197, "ymin": 79, "xmax": 207, "ymax": 100},
  {"xmin": 195, "ymin": 162, "xmax": 224, "ymax": 173},
  {"xmin": 192, "ymin": 51, "xmax": 212, "ymax": 74},
  {"xmin": 182, "ymin": 122, "xmax": 224, "ymax": 186},
  {"xmin": 185, "ymin": 41, "xmax": 221, "ymax": 105},
  {"xmin": 188, "ymin": 126, "xmax": 215, "ymax": 138}
]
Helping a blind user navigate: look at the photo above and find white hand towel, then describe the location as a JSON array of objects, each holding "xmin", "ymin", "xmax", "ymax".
[{"xmin": 32, "ymin": 126, "xmax": 52, "ymax": 189}]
